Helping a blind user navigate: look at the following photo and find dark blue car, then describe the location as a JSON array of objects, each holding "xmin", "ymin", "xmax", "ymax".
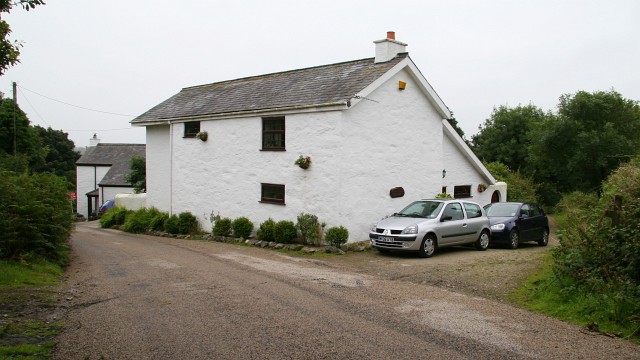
[{"xmin": 483, "ymin": 202, "xmax": 549, "ymax": 249}]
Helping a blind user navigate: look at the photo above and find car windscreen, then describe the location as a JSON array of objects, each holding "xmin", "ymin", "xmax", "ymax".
[
  {"xmin": 397, "ymin": 201, "xmax": 443, "ymax": 218},
  {"xmin": 484, "ymin": 203, "xmax": 520, "ymax": 217}
]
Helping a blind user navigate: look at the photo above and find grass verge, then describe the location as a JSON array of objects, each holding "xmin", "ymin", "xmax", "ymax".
[
  {"xmin": 0, "ymin": 260, "xmax": 65, "ymax": 359},
  {"xmin": 509, "ymin": 252, "xmax": 640, "ymax": 343}
]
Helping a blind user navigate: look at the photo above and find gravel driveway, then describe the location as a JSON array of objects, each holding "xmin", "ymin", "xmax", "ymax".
[{"xmin": 53, "ymin": 222, "xmax": 640, "ymax": 359}]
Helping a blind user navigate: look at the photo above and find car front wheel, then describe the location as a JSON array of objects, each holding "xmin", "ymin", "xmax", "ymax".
[
  {"xmin": 475, "ymin": 230, "xmax": 490, "ymax": 251},
  {"xmin": 418, "ymin": 235, "xmax": 437, "ymax": 258},
  {"xmin": 508, "ymin": 229, "xmax": 519, "ymax": 249},
  {"xmin": 538, "ymin": 229, "xmax": 549, "ymax": 246}
]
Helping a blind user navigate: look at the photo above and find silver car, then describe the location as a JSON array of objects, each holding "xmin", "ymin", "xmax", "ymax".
[{"xmin": 369, "ymin": 199, "xmax": 491, "ymax": 258}]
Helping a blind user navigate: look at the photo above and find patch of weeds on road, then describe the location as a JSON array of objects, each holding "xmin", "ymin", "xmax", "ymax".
[
  {"xmin": 0, "ymin": 261, "xmax": 65, "ymax": 358},
  {"xmin": 509, "ymin": 252, "xmax": 640, "ymax": 343}
]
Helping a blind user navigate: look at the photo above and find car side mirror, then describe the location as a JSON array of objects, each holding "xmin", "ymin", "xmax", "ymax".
[
  {"xmin": 441, "ymin": 215, "xmax": 453, "ymax": 222},
  {"xmin": 519, "ymin": 213, "xmax": 529, "ymax": 219}
]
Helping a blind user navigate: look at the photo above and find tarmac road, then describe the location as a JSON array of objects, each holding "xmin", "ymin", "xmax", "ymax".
[{"xmin": 53, "ymin": 222, "xmax": 640, "ymax": 359}]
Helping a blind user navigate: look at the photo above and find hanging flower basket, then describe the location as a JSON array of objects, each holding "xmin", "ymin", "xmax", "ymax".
[
  {"xmin": 196, "ymin": 131, "xmax": 208, "ymax": 141},
  {"xmin": 294, "ymin": 155, "xmax": 312, "ymax": 169},
  {"xmin": 477, "ymin": 183, "xmax": 487, "ymax": 193}
]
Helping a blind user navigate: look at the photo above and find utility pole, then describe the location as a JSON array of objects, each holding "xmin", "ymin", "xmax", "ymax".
[{"xmin": 12, "ymin": 82, "xmax": 17, "ymax": 156}]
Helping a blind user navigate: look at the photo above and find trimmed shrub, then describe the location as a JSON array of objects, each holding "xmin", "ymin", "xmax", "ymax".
[
  {"xmin": 164, "ymin": 215, "xmax": 180, "ymax": 234},
  {"xmin": 99, "ymin": 206, "xmax": 129, "ymax": 228},
  {"xmin": 326, "ymin": 226, "xmax": 349, "ymax": 247},
  {"xmin": 231, "ymin": 217, "xmax": 254, "ymax": 238},
  {"xmin": 164, "ymin": 211, "xmax": 199, "ymax": 235},
  {"xmin": 296, "ymin": 213, "xmax": 323, "ymax": 245},
  {"xmin": 256, "ymin": 218, "xmax": 276, "ymax": 242},
  {"xmin": 274, "ymin": 220, "xmax": 297, "ymax": 244},
  {"xmin": 213, "ymin": 217, "xmax": 232, "ymax": 236}
]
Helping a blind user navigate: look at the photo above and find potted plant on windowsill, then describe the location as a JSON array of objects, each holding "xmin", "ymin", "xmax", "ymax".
[
  {"xmin": 196, "ymin": 131, "xmax": 208, "ymax": 141},
  {"xmin": 294, "ymin": 155, "xmax": 311, "ymax": 169}
]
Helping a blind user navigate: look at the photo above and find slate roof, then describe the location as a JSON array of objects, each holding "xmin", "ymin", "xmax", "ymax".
[
  {"xmin": 76, "ymin": 143, "xmax": 146, "ymax": 187},
  {"xmin": 131, "ymin": 54, "xmax": 409, "ymax": 124}
]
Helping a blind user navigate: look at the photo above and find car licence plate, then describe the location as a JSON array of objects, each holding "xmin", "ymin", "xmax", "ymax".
[{"xmin": 378, "ymin": 236, "xmax": 394, "ymax": 242}]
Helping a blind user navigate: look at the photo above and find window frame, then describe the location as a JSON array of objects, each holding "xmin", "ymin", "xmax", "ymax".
[
  {"xmin": 183, "ymin": 121, "xmax": 200, "ymax": 138},
  {"xmin": 261, "ymin": 117, "xmax": 285, "ymax": 151},
  {"xmin": 453, "ymin": 185, "xmax": 472, "ymax": 199},
  {"xmin": 260, "ymin": 183, "xmax": 285, "ymax": 205}
]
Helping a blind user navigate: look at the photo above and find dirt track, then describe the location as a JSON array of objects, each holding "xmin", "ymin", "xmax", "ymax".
[{"xmin": 51, "ymin": 221, "xmax": 640, "ymax": 359}]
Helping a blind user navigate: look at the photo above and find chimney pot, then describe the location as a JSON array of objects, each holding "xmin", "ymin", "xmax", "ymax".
[{"xmin": 387, "ymin": 31, "xmax": 395, "ymax": 40}]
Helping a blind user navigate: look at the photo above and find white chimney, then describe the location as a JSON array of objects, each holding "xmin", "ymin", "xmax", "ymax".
[
  {"xmin": 89, "ymin": 133, "xmax": 101, "ymax": 147},
  {"xmin": 374, "ymin": 31, "xmax": 407, "ymax": 63}
]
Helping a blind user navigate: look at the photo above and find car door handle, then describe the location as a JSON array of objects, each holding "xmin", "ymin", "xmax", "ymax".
[{"xmin": 462, "ymin": 223, "xmax": 468, "ymax": 227}]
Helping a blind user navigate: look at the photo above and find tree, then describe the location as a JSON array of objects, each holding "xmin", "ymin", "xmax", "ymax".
[
  {"xmin": 0, "ymin": 0, "xmax": 45, "ymax": 75},
  {"xmin": 33, "ymin": 125, "xmax": 80, "ymax": 187},
  {"xmin": 471, "ymin": 104, "xmax": 552, "ymax": 173},
  {"xmin": 126, "ymin": 155, "xmax": 146, "ymax": 193},
  {"xmin": 484, "ymin": 161, "xmax": 537, "ymax": 203},
  {"xmin": 529, "ymin": 90, "xmax": 640, "ymax": 200},
  {"xmin": 0, "ymin": 98, "xmax": 45, "ymax": 171}
]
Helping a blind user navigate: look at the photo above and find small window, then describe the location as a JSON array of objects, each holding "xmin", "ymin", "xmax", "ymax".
[
  {"xmin": 441, "ymin": 186, "xmax": 447, "ymax": 194},
  {"xmin": 184, "ymin": 121, "xmax": 200, "ymax": 138},
  {"xmin": 261, "ymin": 183, "xmax": 285, "ymax": 205},
  {"xmin": 262, "ymin": 117, "xmax": 285, "ymax": 151},
  {"xmin": 463, "ymin": 202, "xmax": 482, "ymax": 219},
  {"xmin": 453, "ymin": 185, "xmax": 471, "ymax": 199}
]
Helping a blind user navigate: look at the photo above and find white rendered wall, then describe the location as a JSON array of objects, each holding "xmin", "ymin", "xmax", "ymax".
[
  {"xmin": 337, "ymin": 68, "xmax": 446, "ymax": 240},
  {"xmin": 145, "ymin": 125, "xmax": 171, "ymax": 211},
  {"xmin": 441, "ymin": 132, "xmax": 493, "ymax": 206},
  {"xmin": 144, "ymin": 69, "xmax": 494, "ymax": 241},
  {"xmin": 76, "ymin": 165, "xmax": 110, "ymax": 218},
  {"xmin": 101, "ymin": 186, "xmax": 136, "ymax": 206}
]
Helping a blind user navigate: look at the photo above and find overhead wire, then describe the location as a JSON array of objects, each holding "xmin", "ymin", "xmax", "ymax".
[{"xmin": 17, "ymin": 85, "xmax": 135, "ymax": 117}]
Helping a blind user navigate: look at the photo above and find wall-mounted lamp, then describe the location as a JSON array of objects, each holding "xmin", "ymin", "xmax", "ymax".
[
  {"xmin": 399, "ymin": 81, "xmax": 407, "ymax": 90},
  {"xmin": 442, "ymin": 169, "xmax": 447, "ymax": 178}
]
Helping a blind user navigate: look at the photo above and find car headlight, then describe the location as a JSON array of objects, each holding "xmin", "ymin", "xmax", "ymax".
[
  {"xmin": 491, "ymin": 223, "xmax": 505, "ymax": 231},
  {"xmin": 402, "ymin": 225, "xmax": 418, "ymax": 234},
  {"xmin": 370, "ymin": 223, "xmax": 378, "ymax": 232}
]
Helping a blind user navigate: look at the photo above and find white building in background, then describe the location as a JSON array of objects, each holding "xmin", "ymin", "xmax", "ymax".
[
  {"xmin": 131, "ymin": 32, "xmax": 506, "ymax": 241},
  {"xmin": 75, "ymin": 136, "xmax": 145, "ymax": 218}
]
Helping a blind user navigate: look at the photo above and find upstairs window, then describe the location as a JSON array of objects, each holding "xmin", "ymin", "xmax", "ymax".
[
  {"xmin": 184, "ymin": 121, "xmax": 200, "ymax": 138},
  {"xmin": 262, "ymin": 117, "xmax": 285, "ymax": 150},
  {"xmin": 260, "ymin": 183, "xmax": 285, "ymax": 205},
  {"xmin": 454, "ymin": 185, "xmax": 471, "ymax": 199}
]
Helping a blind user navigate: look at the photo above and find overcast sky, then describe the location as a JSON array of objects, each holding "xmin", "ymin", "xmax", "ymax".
[{"xmin": 1, "ymin": 1, "xmax": 638, "ymax": 148}]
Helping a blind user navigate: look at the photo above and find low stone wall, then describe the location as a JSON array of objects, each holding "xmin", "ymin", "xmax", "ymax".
[{"xmin": 149, "ymin": 230, "xmax": 371, "ymax": 255}]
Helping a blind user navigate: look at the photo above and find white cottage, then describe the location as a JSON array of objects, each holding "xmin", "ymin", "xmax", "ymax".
[
  {"xmin": 76, "ymin": 139, "xmax": 146, "ymax": 218},
  {"xmin": 132, "ymin": 32, "xmax": 506, "ymax": 241}
]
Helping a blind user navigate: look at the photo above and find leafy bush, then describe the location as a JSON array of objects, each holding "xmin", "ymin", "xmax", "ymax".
[
  {"xmin": 231, "ymin": 217, "xmax": 253, "ymax": 238},
  {"xmin": 552, "ymin": 156, "xmax": 640, "ymax": 331},
  {"xmin": 256, "ymin": 218, "xmax": 276, "ymax": 242},
  {"xmin": 325, "ymin": 226, "xmax": 349, "ymax": 247},
  {"xmin": 122, "ymin": 208, "xmax": 168, "ymax": 234},
  {"xmin": 0, "ymin": 171, "xmax": 73, "ymax": 264},
  {"xmin": 485, "ymin": 161, "xmax": 538, "ymax": 203},
  {"xmin": 164, "ymin": 212, "xmax": 199, "ymax": 235},
  {"xmin": 296, "ymin": 213, "xmax": 323, "ymax": 245},
  {"xmin": 212, "ymin": 217, "xmax": 232, "ymax": 236},
  {"xmin": 273, "ymin": 220, "xmax": 297, "ymax": 244},
  {"xmin": 148, "ymin": 208, "xmax": 169, "ymax": 231},
  {"xmin": 99, "ymin": 206, "xmax": 129, "ymax": 228}
]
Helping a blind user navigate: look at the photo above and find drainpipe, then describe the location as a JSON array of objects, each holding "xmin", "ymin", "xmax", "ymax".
[{"xmin": 169, "ymin": 122, "xmax": 174, "ymax": 216}]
